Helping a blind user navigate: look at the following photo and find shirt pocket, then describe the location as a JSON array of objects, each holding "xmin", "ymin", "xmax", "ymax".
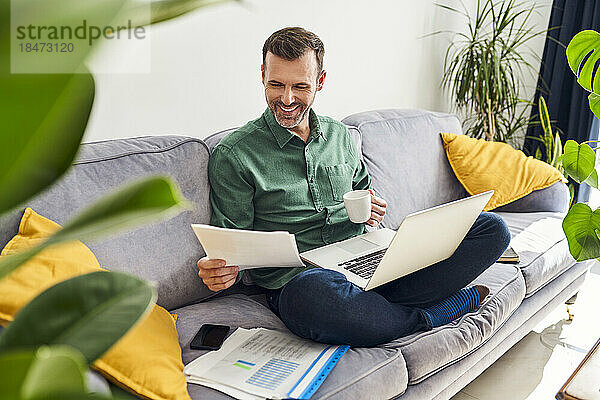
[{"xmin": 325, "ymin": 163, "xmax": 354, "ymax": 202}]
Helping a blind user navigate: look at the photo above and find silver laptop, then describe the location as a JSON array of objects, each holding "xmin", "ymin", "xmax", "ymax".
[{"xmin": 300, "ymin": 190, "xmax": 494, "ymax": 291}]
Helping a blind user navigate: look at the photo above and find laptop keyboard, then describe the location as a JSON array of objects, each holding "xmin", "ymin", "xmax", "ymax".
[{"xmin": 338, "ymin": 249, "xmax": 387, "ymax": 279}]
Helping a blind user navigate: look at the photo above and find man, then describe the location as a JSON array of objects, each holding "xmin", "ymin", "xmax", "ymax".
[{"xmin": 198, "ymin": 27, "xmax": 510, "ymax": 347}]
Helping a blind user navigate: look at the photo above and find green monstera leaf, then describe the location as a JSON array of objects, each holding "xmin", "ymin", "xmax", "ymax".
[
  {"xmin": 566, "ymin": 30, "xmax": 600, "ymax": 93},
  {"xmin": 563, "ymin": 203, "xmax": 600, "ymax": 261},
  {"xmin": 566, "ymin": 30, "xmax": 600, "ymax": 119},
  {"xmin": 562, "ymin": 140, "xmax": 597, "ymax": 183}
]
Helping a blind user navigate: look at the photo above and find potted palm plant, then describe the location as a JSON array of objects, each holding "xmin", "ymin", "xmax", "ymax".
[{"xmin": 438, "ymin": 0, "xmax": 546, "ymax": 143}]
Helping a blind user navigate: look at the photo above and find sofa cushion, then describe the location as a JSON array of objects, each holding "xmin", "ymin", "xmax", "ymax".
[
  {"xmin": 495, "ymin": 211, "xmax": 575, "ymax": 297},
  {"xmin": 494, "ymin": 182, "xmax": 570, "ymax": 213},
  {"xmin": 342, "ymin": 109, "xmax": 468, "ymax": 230},
  {"xmin": 175, "ymin": 294, "xmax": 409, "ymax": 400},
  {"xmin": 390, "ymin": 263, "xmax": 525, "ymax": 385},
  {"xmin": 440, "ymin": 132, "xmax": 566, "ymax": 211},
  {"xmin": 0, "ymin": 136, "xmax": 213, "ymax": 310}
]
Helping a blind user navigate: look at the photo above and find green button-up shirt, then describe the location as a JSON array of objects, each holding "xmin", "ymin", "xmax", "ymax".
[{"xmin": 208, "ymin": 108, "xmax": 372, "ymax": 289}]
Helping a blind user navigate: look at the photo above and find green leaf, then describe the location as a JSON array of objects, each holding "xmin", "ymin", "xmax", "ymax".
[
  {"xmin": 0, "ymin": 346, "xmax": 87, "ymax": 399},
  {"xmin": 538, "ymin": 96, "xmax": 552, "ymax": 138},
  {"xmin": 562, "ymin": 140, "xmax": 596, "ymax": 183},
  {"xmin": 562, "ymin": 203, "xmax": 600, "ymax": 261},
  {"xmin": 0, "ymin": 175, "xmax": 187, "ymax": 280},
  {"xmin": 585, "ymin": 169, "xmax": 599, "ymax": 189},
  {"xmin": 0, "ymin": 0, "xmax": 130, "ymax": 214},
  {"xmin": 551, "ymin": 131, "xmax": 563, "ymax": 168},
  {"xmin": 23, "ymin": 346, "xmax": 88, "ymax": 399},
  {"xmin": 590, "ymin": 92, "xmax": 600, "ymax": 120},
  {"xmin": 0, "ymin": 271, "xmax": 156, "ymax": 364},
  {"xmin": 566, "ymin": 30, "xmax": 600, "ymax": 94},
  {"xmin": 535, "ymin": 147, "xmax": 542, "ymax": 160},
  {"xmin": 49, "ymin": 175, "xmax": 188, "ymax": 243},
  {"xmin": 539, "ymin": 97, "xmax": 553, "ymax": 153},
  {"xmin": 0, "ymin": 73, "xmax": 95, "ymax": 216}
]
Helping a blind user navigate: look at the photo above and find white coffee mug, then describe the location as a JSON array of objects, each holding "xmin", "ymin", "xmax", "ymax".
[{"xmin": 343, "ymin": 190, "xmax": 372, "ymax": 223}]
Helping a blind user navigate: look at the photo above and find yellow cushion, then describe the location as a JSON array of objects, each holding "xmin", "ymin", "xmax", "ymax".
[
  {"xmin": 440, "ymin": 132, "xmax": 567, "ymax": 211},
  {"xmin": 0, "ymin": 208, "xmax": 191, "ymax": 400}
]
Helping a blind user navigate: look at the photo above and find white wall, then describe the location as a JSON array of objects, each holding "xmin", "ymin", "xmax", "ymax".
[{"xmin": 84, "ymin": 0, "xmax": 552, "ymax": 142}]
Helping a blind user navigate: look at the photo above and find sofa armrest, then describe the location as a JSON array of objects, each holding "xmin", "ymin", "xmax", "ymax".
[{"xmin": 494, "ymin": 181, "xmax": 570, "ymax": 213}]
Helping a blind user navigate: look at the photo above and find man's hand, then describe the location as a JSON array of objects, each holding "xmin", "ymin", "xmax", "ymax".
[
  {"xmin": 366, "ymin": 189, "xmax": 387, "ymax": 227},
  {"xmin": 197, "ymin": 257, "xmax": 239, "ymax": 292}
]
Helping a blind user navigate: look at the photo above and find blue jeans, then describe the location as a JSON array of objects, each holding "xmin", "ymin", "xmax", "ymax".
[{"xmin": 266, "ymin": 212, "xmax": 511, "ymax": 347}]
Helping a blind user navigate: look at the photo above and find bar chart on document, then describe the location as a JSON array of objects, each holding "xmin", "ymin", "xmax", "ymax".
[
  {"xmin": 184, "ymin": 328, "xmax": 349, "ymax": 399},
  {"xmin": 238, "ymin": 358, "xmax": 298, "ymax": 390}
]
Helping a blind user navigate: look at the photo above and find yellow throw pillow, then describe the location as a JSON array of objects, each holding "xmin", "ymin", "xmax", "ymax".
[
  {"xmin": 440, "ymin": 132, "xmax": 567, "ymax": 211},
  {"xmin": 0, "ymin": 208, "xmax": 191, "ymax": 400},
  {"xmin": 0, "ymin": 208, "xmax": 103, "ymax": 322}
]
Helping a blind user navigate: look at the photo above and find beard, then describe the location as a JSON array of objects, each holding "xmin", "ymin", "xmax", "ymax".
[{"xmin": 268, "ymin": 99, "xmax": 312, "ymax": 129}]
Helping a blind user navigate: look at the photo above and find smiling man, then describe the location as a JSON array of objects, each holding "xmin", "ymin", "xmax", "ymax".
[
  {"xmin": 261, "ymin": 37, "xmax": 324, "ymax": 142},
  {"xmin": 197, "ymin": 27, "xmax": 510, "ymax": 346}
]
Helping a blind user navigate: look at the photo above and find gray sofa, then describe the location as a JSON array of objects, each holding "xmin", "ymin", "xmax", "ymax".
[{"xmin": 0, "ymin": 109, "xmax": 591, "ymax": 400}]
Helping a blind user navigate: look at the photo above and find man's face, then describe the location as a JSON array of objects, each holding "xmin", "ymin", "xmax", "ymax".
[{"xmin": 262, "ymin": 50, "xmax": 325, "ymax": 131}]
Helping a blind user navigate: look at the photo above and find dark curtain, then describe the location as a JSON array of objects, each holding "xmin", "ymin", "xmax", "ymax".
[{"xmin": 523, "ymin": 0, "xmax": 600, "ymax": 201}]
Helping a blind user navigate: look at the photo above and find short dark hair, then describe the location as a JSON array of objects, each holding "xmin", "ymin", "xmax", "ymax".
[{"xmin": 262, "ymin": 27, "xmax": 325, "ymax": 74}]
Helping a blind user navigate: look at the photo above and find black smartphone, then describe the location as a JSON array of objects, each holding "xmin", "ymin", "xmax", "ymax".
[{"xmin": 190, "ymin": 324, "xmax": 230, "ymax": 351}]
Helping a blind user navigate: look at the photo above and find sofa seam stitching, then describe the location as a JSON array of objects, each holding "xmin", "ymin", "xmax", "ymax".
[
  {"xmin": 346, "ymin": 113, "xmax": 460, "ymax": 131},
  {"xmin": 74, "ymin": 137, "xmax": 209, "ymax": 165}
]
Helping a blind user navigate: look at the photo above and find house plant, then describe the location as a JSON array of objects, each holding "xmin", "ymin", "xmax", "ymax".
[
  {"xmin": 0, "ymin": 0, "xmax": 232, "ymax": 398},
  {"xmin": 560, "ymin": 29, "xmax": 600, "ymax": 262},
  {"xmin": 438, "ymin": 0, "xmax": 546, "ymax": 144}
]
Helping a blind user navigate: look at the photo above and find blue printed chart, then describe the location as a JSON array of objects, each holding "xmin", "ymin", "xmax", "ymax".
[
  {"xmin": 184, "ymin": 328, "xmax": 349, "ymax": 399},
  {"xmin": 246, "ymin": 358, "xmax": 300, "ymax": 391}
]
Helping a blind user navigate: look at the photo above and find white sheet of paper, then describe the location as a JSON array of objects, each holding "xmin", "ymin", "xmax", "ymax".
[{"xmin": 191, "ymin": 224, "xmax": 304, "ymax": 269}]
